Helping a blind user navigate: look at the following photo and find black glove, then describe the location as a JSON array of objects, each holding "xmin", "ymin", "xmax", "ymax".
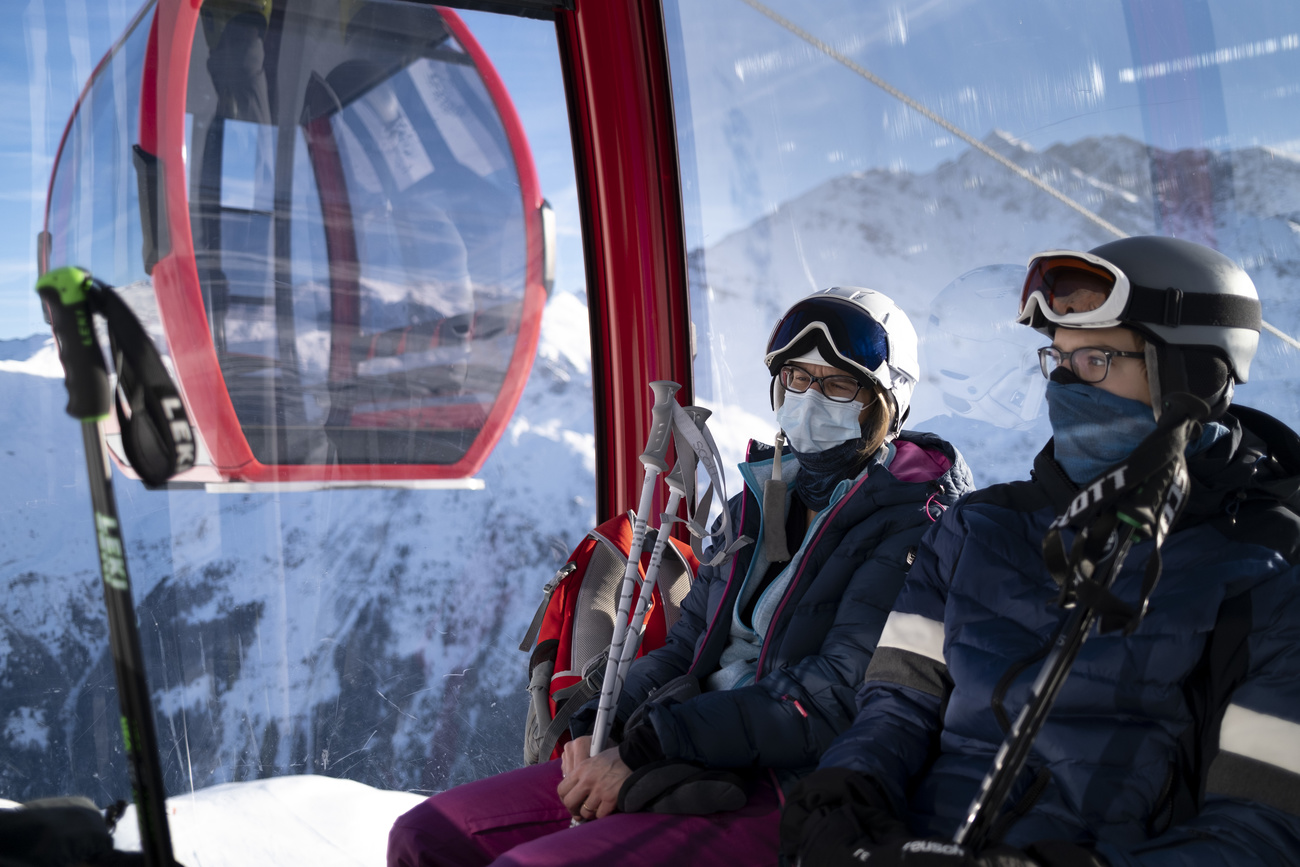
[
  {"xmin": 616, "ymin": 759, "xmax": 747, "ymax": 814},
  {"xmin": 825, "ymin": 838, "xmax": 1106, "ymax": 867},
  {"xmin": 779, "ymin": 768, "xmax": 910, "ymax": 865}
]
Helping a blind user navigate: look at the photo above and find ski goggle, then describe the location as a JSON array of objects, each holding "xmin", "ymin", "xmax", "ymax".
[
  {"xmin": 1017, "ymin": 250, "xmax": 1133, "ymax": 328},
  {"xmin": 765, "ymin": 296, "xmax": 891, "ymax": 382},
  {"xmin": 1017, "ymin": 248, "xmax": 1262, "ymax": 333}
]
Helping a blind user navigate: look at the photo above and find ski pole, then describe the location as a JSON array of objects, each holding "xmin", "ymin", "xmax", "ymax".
[
  {"xmin": 589, "ymin": 380, "xmax": 679, "ymax": 756},
  {"xmin": 954, "ymin": 399, "xmax": 1203, "ymax": 852},
  {"xmin": 953, "ymin": 521, "xmax": 1137, "ymax": 851},
  {"xmin": 609, "ymin": 406, "xmax": 711, "ymax": 700},
  {"xmin": 37, "ymin": 267, "xmax": 176, "ymax": 867}
]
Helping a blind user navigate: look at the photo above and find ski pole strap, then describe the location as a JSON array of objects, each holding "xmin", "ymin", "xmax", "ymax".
[
  {"xmin": 94, "ymin": 282, "xmax": 196, "ymax": 487},
  {"xmin": 1043, "ymin": 394, "xmax": 1204, "ymax": 634},
  {"xmin": 669, "ymin": 402, "xmax": 750, "ymax": 566}
]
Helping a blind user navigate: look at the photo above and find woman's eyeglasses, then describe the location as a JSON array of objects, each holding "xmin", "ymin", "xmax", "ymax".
[{"xmin": 780, "ymin": 365, "xmax": 865, "ymax": 402}]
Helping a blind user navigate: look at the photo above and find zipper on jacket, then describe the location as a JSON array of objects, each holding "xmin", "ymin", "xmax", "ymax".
[
  {"xmin": 689, "ymin": 488, "xmax": 752, "ymax": 671},
  {"xmin": 754, "ymin": 472, "xmax": 871, "ymax": 679}
]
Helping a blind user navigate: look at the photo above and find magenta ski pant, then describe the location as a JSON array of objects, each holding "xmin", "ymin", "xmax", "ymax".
[{"xmin": 388, "ymin": 759, "xmax": 781, "ymax": 867}]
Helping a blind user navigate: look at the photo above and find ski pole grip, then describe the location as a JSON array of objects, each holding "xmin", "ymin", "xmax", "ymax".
[
  {"xmin": 640, "ymin": 381, "xmax": 680, "ymax": 472},
  {"xmin": 36, "ymin": 267, "xmax": 111, "ymax": 422},
  {"xmin": 683, "ymin": 405, "xmax": 712, "ymax": 426}
]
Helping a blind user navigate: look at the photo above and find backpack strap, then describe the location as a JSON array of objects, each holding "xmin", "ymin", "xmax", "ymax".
[
  {"xmin": 519, "ymin": 562, "xmax": 577, "ymax": 652},
  {"xmin": 538, "ymin": 653, "xmax": 605, "ymax": 762}
]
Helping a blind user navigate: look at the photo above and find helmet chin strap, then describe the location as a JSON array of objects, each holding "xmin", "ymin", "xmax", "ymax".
[{"xmin": 1146, "ymin": 342, "xmax": 1233, "ymax": 422}]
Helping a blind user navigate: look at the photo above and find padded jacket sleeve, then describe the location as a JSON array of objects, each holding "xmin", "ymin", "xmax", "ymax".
[
  {"xmin": 815, "ymin": 507, "xmax": 962, "ymax": 814},
  {"xmin": 1094, "ymin": 565, "xmax": 1300, "ymax": 867},
  {"xmin": 642, "ymin": 494, "xmax": 936, "ymax": 770}
]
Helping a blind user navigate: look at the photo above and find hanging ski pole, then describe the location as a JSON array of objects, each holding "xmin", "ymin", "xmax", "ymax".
[
  {"xmin": 37, "ymin": 266, "xmax": 179, "ymax": 867},
  {"xmin": 609, "ymin": 406, "xmax": 711, "ymax": 701},
  {"xmin": 589, "ymin": 380, "xmax": 680, "ymax": 756},
  {"xmin": 954, "ymin": 394, "xmax": 1207, "ymax": 852}
]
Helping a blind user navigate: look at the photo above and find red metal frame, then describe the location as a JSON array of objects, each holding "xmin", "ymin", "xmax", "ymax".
[
  {"xmin": 556, "ymin": 0, "xmax": 694, "ymax": 520},
  {"xmin": 125, "ymin": 1, "xmax": 547, "ymax": 483}
]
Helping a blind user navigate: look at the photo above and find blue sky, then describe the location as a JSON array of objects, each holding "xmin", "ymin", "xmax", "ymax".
[{"xmin": 0, "ymin": 1, "xmax": 145, "ymax": 339}]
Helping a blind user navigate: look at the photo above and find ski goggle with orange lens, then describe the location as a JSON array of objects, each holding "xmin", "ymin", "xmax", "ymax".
[
  {"xmin": 1018, "ymin": 251, "xmax": 1134, "ymax": 328},
  {"xmin": 1017, "ymin": 249, "xmax": 1262, "ymax": 332}
]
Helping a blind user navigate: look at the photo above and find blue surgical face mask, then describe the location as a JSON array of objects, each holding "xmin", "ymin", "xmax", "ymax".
[{"xmin": 776, "ymin": 389, "xmax": 866, "ymax": 454}]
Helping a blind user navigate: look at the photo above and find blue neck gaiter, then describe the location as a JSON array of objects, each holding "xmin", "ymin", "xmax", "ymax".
[
  {"xmin": 1046, "ymin": 381, "xmax": 1230, "ymax": 484},
  {"xmin": 790, "ymin": 436, "xmax": 867, "ymax": 511}
]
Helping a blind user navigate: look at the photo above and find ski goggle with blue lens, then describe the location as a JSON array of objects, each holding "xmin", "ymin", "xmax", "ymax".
[{"xmin": 764, "ymin": 296, "xmax": 891, "ymax": 384}]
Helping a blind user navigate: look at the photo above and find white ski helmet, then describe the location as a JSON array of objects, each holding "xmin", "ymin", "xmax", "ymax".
[
  {"xmin": 925, "ymin": 264, "xmax": 1045, "ymax": 430},
  {"xmin": 1018, "ymin": 236, "xmax": 1262, "ymax": 419},
  {"xmin": 764, "ymin": 287, "xmax": 920, "ymax": 433}
]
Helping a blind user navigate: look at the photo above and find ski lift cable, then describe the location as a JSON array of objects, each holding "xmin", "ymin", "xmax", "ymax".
[{"xmin": 738, "ymin": 0, "xmax": 1300, "ymax": 352}]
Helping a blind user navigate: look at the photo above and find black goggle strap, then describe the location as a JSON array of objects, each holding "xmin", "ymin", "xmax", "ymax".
[
  {"xmin": 1122, "ymin": 284, "xmax": 1261, "ymax": 331},
  {"xmin": 1043, "ymin": 396, "xmax": 1203, "ymax": 633},
  {"xmin": 92, "ymin": 283, "xmax": 196, "ymax": 487}
]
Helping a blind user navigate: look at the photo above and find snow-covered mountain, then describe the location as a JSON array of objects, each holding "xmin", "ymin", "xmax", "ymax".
[
  {"xmin": 0, "ymin": 291, "xmax": 600, "ymax": 806},
  {"xmin": 4, "ymin": 132, "xmax": 1300, "ymax": 834},
  {"xmin": 694, "ymin": 131, "xmax": 1300, "ymax": 485}
]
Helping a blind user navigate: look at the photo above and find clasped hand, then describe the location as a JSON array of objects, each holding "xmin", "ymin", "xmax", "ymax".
[{"xmin": 556, "ymin": 735, "xmax": 633, "ymax": 820}]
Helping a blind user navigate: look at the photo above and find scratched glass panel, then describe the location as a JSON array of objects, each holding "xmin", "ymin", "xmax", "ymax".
[
  {"xmin": 666, "ymin": 0, "xmax": 1300, "ymax": 488},
  {"xmin": 3, "ymin": 1, "xmax": 594, "ymax": 851}
]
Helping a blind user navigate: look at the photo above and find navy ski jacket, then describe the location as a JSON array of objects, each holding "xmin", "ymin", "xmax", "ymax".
[
  {"xmin": 820, "ymin": 406, "xmax": 1300, "ymax": 865},
  {"xmin": 571, "ymin": 431, "xmax": 973, "ymax": 786}
]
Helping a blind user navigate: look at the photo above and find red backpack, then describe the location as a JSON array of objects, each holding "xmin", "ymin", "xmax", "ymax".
[{"xmin": 520, "ymin": 512, "xmax": 699, "ymax": 764}]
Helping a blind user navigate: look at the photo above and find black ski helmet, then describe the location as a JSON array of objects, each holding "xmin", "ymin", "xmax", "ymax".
[
  {"xmin": 764, "ymin": 287, "xmax": 920, "ymax": 433},
  {"xmin": 1018, "ymin": 236, "xmax": 1262, "ymax": 419}
]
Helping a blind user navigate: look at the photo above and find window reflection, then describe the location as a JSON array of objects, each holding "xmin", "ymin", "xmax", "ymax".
[
  {"xmin": 187, "ymin": 0, "xmax": 531, "ymax": 467},
  {"xmin": 666, "ymin": 0, "xmax": 1300, "ymax": 486}
]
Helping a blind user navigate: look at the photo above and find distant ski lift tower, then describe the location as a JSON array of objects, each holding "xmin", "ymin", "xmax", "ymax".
[{"xmin": 42, "ymin": 0, "xmax": 554, "ymax": 490}]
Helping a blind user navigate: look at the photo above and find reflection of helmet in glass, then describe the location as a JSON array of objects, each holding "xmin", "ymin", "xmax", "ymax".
[{"xmin": 923, "ymin": 265, "xmax": 1045, "ymax": 430}]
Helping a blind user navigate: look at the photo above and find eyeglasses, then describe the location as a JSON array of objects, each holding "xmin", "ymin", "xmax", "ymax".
[
  {"xmin": 780, "ymin": 365, "xmax": 865, "ymax": 402},
  {"xmin": 1037, "ymin": 346, "xmax": 1145, "ymax": 383}
]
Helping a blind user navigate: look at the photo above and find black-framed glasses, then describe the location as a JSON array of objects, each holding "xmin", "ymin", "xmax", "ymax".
[
  {"xmin": 780, "ymin": 365, "xmax": 865, "ymax": 402},
  {"xmin": 1037, "ymin": 346, "xmax": 1145, "ymax": 383}
]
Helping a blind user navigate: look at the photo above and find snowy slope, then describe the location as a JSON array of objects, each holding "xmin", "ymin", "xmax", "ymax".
[
  {"xmin": 0, "ymin": 291, "xmax": 599, "ymax": 804},
  {"xmin": 109, "ymin": 775, "xmax": 423, "ymax": 866}
]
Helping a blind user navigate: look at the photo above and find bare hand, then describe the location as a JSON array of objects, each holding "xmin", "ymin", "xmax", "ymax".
[
  {"xmin": 561, "ymin": 736, "xmax": 591, "ymax": 780},
  {"xmin": 557, "ymin": 740, "xmax": 632, "ymax": 820}
]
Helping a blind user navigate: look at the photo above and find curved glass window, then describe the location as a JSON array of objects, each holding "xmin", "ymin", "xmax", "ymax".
[
  {"xmin": 666, "ymin": 0, "xmax": 1300, "ymax": 487},
  {"xmin": 17, "ymin": 2, "xmax": 595, "ymax": 860},
  {"xmin": 45, "ymin": 6, "xmax": 152, "ymax": 292},
  {"xmin": 184, "ymin": 0, "xmax": 545, "ymax": 473}
]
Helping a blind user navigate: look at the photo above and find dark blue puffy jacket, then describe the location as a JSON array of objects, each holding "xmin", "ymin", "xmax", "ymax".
[
  {"xmin": 820, "ymin": 406, "xmax": 1300, "ymax": 865},
  {"xmin": 571, "ymin": 431, "xmax": 973, "ymax": 786}
]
